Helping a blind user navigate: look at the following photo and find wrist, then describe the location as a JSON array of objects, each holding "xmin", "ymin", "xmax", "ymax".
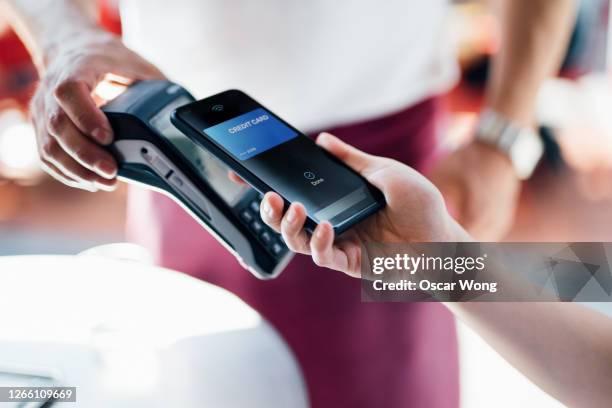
[
  {"xmin": 484, "ymin": 87, "xmax": 535, "ymax": 129},
  {"xmin": 465, "ymin": 140, "xmax": 517, "ymax": 181},
  {"xmin": 474, "ymin": 108, "xmax": 543, "ymax": 180},
  {"xmin": 472, "ymin": 139, "xmax": 514, "ymax": 167}
]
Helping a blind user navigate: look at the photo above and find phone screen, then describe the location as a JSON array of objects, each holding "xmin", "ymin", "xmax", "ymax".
[{"xmin": 175, "ymin": 92, "xmax": 383, "ymax": 227}]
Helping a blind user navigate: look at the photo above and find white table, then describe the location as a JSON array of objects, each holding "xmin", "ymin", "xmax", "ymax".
[{"xmin": 0, "ymin": 255, "xmax": 308, "ymax": 407}]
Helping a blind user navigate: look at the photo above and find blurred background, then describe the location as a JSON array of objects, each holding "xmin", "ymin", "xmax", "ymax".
[
  {"xmin": 0, "ymin": 0, "xmax": 126, "ymax": 255},
  {"xmin": 2, "ymin": 0, "xmax": 612, "ymax": 255},
  {"xmin": 0, "ymin": 0, "xmax": 611, "ymax": 406}
]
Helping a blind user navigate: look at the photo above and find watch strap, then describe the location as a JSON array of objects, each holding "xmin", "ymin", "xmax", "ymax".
[{"xmin": 475, "ymin": 109, "xmax": 544, "ymax": 179}]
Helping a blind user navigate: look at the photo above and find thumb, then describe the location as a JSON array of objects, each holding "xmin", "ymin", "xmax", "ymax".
[
  {"xmin": 315, "ymin": 132, "xmax": 384, "ymax": 178},
  {"xmin": 316, "ymin": 132, "xmax": 432, "ymax": 203}
]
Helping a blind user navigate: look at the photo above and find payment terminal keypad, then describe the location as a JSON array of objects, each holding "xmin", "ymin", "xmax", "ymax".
[{"xmin": 237, "ymin": 192, "xmax": 288, "ymax": 258}]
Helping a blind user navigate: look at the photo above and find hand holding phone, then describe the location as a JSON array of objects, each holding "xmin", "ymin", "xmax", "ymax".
[
  {"xmin": 171, "ymin": 90, "xmax": 385, "ymax": 235},
  {"xmin": 258, "ymin": 132, "xmax": 469, "ymax": 277}
]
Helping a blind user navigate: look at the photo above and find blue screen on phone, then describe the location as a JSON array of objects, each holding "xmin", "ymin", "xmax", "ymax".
[{"xmin": 204, "ymin": 108, "xmax": 297, "ymax": 161}]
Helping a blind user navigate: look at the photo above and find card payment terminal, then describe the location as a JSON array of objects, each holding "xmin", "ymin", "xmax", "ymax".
[{"xmin": 102, "ymin": 80, "xmax": 292, "ymax": 279}]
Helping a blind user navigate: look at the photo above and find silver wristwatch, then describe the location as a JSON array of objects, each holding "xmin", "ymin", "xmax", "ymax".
[{"xmin": 475, "ymin": 108, "xmax": 544, "ymax": 180}]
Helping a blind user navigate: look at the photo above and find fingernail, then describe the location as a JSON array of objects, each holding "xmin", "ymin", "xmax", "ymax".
[
  {"xmin": 95, "ymin": 181, "xmax": 116, "ymax": 192},
  {"xmin": 262, "ymin": 201, "xmax": 272, "ymax": 216},
  {"xmin": 92, "ymin": 127, "xmax": 113, "ymax": 145},
  {"xmin": 316, "ymin": 224, "xmax": 327, "ymax": 238},
  {"xmin": 286, "ymin": 206, "xmax": 298, "ymax": 223},
  {"xmin": 95, "ymin": 159, "xmax": 117, "ymax": 178},
  {"xmin": 320, "ymin": 132, "xmax": 336, "ymax": 141}
]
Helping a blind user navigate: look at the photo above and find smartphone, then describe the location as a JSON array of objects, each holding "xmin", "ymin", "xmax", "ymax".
[{"xmin": 171, "ymin": 90, "xmax": 385, "ymax": 234}]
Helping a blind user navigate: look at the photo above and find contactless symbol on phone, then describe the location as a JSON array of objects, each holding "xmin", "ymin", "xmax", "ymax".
[{"xmin": 211, "ymin": 104, "xmax": 224, "ymax": 112}]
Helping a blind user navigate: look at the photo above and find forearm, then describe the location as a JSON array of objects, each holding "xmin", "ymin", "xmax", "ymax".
[
  {"xmin": 485, "ymin": 0, "xmax": 576, "ymax": 127},
  {"xmin": 2, "ymin": 0, "xmax": 101, "ymax": 71},
  {"xmin": 448, "ymin": 301, "xmax": 612, "ymax": 407}
]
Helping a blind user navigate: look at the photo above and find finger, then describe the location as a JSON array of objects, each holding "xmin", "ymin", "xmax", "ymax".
[
  {"xmin": 107, "ymin": 54, "xmax": 166, "ymax": 81},
  {"xmin": 228, "ymin": 171, "xmax": 248, "ymax": 185},
  {"xmin": 311, "ymin": 223, "xmax": 362, "ymax": 276},
  {"xmin": 315, "ymin": 132, "xmax": 383, "ymax": 177},
  {"xmin": 310, "ymin": 222, "xmax": 339, "ymax": 267},
  {"xmin": 260, "ymin": 192, "xmax": 284, "ymax": 233},
  {"xmin": 39, "ymin": 159, "xmax": 94, "ymax": 191},
  {"xmin": 445, "ymin": 200, "xmax": 460, "ymax": 221},
  {"xmin": 53, "ymin": 80, "xmax": 114, "ymax": 145},
  {"xmin": 316, "ymin": 132, "xmax": 403, "ymax": 199},
  {"xmin": 280, "ymin": 203, "xmax": 311, "ymax": 254},
  {"xmin": 41, "ymin": 139, "xmax": 116, "ymax": 191},
  {"xmin": 46, "ymin": 109, "xmax": 117, "ymax": 179},
  {"xmin": 127, "ymin": 61, "xmax": 166, "ymax": 81}
]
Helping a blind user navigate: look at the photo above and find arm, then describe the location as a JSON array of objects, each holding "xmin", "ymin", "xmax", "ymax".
[
  {"xmin": 2, "ymin": 0, "xmax": 97, "ymax": 71},
  {"xmin": 261, "ymin": 133, "xmax": 612, "ymax": 407},
  {"xmin": 485, "ymin": 0, "xmax": 576, "ymax": 126},
  {"xmin": 2, "ymin": 0, "xmax": 164, "ymax": 191},
  {"xmin": 449, "ymin": 301, "xmax": 612, "ymax": 408},
  {"xmin": 429, "ymin": 0, "xmax": 577, "ymax": 240}
]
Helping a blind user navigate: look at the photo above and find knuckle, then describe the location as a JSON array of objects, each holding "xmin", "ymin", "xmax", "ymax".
[
  {"xmin": 53, "ymin": 79, "xmax": 78, "ymax": 100},
  {"xmin": 74, "ymin": 111, "xmax": 96, "ymax": 132},
  {"xmin": 47, "ymin": 110, "xmax": 67, "ymax": 135}
]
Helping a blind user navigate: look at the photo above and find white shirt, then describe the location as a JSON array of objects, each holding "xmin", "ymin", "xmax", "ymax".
[{"xmin": 120, "ymin": 0, "xmax": 457, "ymax": 132}]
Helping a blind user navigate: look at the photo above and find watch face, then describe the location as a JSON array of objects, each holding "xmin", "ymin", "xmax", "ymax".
[{"xmin": 509, "ymin": 130, "xmax": 544, "ymax": 179}]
